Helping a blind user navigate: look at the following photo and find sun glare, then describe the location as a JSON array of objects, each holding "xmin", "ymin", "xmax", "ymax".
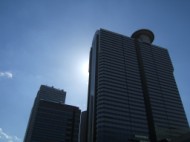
[{"xmin": 81, "ymin": 61, "xmax": 89, "ymax": 77}]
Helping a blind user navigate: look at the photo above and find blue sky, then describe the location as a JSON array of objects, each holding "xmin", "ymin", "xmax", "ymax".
[{"xmin": 0, "ymin": 0, "xmax": 190, "ymax": 141}]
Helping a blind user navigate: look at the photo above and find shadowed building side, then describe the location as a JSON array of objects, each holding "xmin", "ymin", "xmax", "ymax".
[
  {"xmin": 132, "ymin": 30, "xmax": 189, "ymax": 141},
  {"xmin": 79, "ymin": 111, "xmax": 87, "ymax": 142}
]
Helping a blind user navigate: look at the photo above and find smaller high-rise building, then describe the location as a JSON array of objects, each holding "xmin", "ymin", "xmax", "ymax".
[{"xmin": 24, "ymin": 85, "xmax": 81, "ymax": 142}]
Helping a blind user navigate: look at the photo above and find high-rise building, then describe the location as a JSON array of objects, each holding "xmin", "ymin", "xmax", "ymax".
[
  {"xmin": 86, "ymin": 29, "xmax": 189, "ymax": 142},
  {"xmin": 24, "ymin": 85, "xmax": 81, "ymax": 142}
]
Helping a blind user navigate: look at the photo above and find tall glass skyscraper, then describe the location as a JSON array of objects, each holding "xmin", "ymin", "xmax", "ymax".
[
  {"xmin": 24, "ymin": 85, "xmax": 81, "ymax": 142},
  {"xmin": 86, "ymin": 29, "xmax": 189, "ymax": 142}
]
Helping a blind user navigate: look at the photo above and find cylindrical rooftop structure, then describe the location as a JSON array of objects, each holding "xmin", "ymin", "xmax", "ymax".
[{"xmin": 131, "ymin": 29, "xmax": 154, "ymax": 44}]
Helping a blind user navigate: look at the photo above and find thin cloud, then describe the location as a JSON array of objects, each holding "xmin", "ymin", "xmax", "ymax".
[
  {"xmin": 0, "ymin": 128, "xmax": 21, "ymax": 142},
  {"xmin": 0, "ymin": 72, "xmax": 13, "ymax": 78}
]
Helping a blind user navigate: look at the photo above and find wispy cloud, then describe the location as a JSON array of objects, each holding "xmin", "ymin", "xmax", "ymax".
[
  {"xmin": 0, "ymin": 128, "xmax": 21, "ymax": 142},
  {"xmin": 0, "ymin": 72, "xmax": 13, "ymax": 78}
]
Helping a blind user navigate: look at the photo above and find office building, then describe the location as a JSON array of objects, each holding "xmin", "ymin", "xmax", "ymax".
[
  {"xmin": 86, "ymin": 29, "xmax": 189, "ymax": 142},
  {"xmin": 24, "ymin": 85, "xmax": 81, "ymax": 142}
]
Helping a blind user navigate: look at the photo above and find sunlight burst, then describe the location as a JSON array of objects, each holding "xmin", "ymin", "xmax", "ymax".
[{"xmin": 81, "ymin": 61, "xmax": 89, "ymax": 77}]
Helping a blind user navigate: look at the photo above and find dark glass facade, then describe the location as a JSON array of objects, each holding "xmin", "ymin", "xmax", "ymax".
[
  {"xmin": 24, "ymin": 85, "xmax": 81, "ymax": 142},
  {"xmin": 86, "ymin": 29, "xmax": 189, "ymax": 142}
]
